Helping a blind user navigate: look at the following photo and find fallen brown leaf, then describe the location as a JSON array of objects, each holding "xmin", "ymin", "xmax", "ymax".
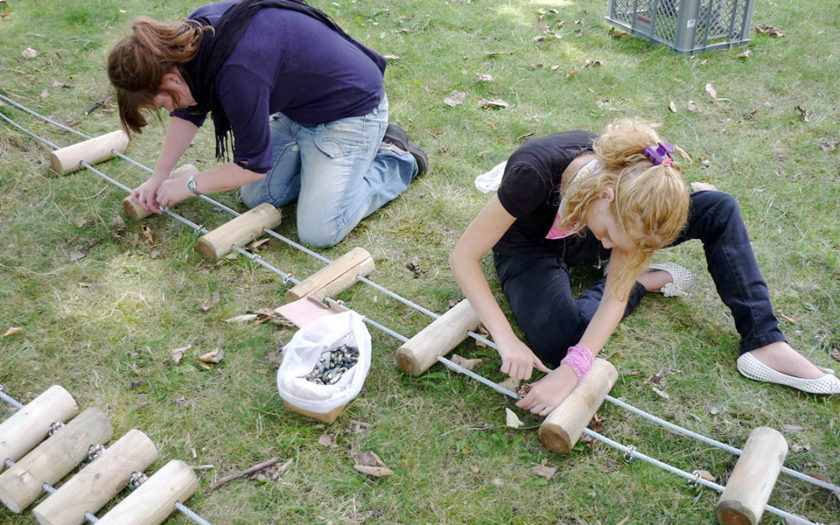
[
  {"xmin": 651, "ymin": 386, "xmax": 670, "ymax": 400},
  {"xmin": 818, "ymin": 140, "xmax": 837, "ymax": 152},
  {"xmin": 318, "ymin": 434, "xmax": 333, "ymax": 447},
  {"xmin": 2, "ymin": 326, "xmax": 23, "ymax": 338},
  {"xmin": 22, "ymin": 47, "xmax": 38, "ymax": 59},
  {"xmin": 201, "ymin": 291, "xmax": 220, "ymax": 311},
  {"xmin": 111, "ymin": 215, "xmax": 126, "ymax": 231},
  {"xmin": 669, "ymin": 100, "xmax": 677, "ymax": 113},
  {"xmin": 499, "ymin": 376, "xmax": 521, "ymax": 393},
  {"xmin": 831, "ymin": 348, "xmax": 840, "ymax": 363},
  {"xmin": 475, "ymin": 73, "xmax": 494, "ymax": 82},
  {"xmin": 443, "ymin": 90, "xmax": 466, "ymax": 107},
  {"xmin": 755, "ymin": 24, "xmax": 785, "ymax": 37},
  {"xmin": 505, "ymin": 407, "xmax": 524, "ymax": 429},
  {"xmin": 737, "ymin": 50, "xmax": 751, "ymax": 58},
  {"xmin": 354, "ymin": 451, "xmax": 393, "ymax": 477},
  {"xmin": 225, "ymin": 314, "xmax": 259, "ymax": 324},
  {"xmin": 199, "ymin": 347, "xmax": 224, "ymax": 365},
  {"xmin": 795, "ymin": 105, "xmax": 812, "ymax": 122},
  {"xmin": 705, "ymin": 83, "xmax": 731, "ymax": 102},
  {"xmin": 567, "ymin": 70, "xmax": 579, "ymax": 78},
  {"xmin": 530, "ymin": 459, "xmax": 557, "ymax": 479},
  {"xmin": 697, "ymin": 469, "xmax": 716, "ymax": 482},
  {"xmin": 140, "ymin": 224, "xmax": 154, "ymax": 245},
  {"xmin": 248, "ymin": 238, "xmax": 270, "ymax": 251},
  {"xmin": 405, "ymin": 261, "xmax": 428, "ymax": 277},
  {"xmin": 690, "ymin": 181, "xmax": 718, "ymax": 192},
  {"xmin": 451, "ymin": 353, "xmax": 482, "ymax": 370},
  {"xmin": 687, "ymin": 100, "xmax": 700, "ymax": 112},
  {"xmin": 69, "ymin": 250, "xmax": 86, "ymax": 262},
  {"xmin": 478, "ymin": 98, "xmax": 509, "ymax": 110},
  {"xmin": 170, "ymin": 345, "xmax": 191, "ymax": 364}
]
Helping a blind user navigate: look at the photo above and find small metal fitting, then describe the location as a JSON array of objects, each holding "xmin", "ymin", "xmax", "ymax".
[
  {"xmin": 688, "ymin": 470, "xmax": 702, "ymax": 487},
  {"xmin": 88, "ymin": 443, "xmax": 106, "ymax": 461},
  {"xmin": 128, "ymin": 471, "xmax": 148, "ymax": 489},
  {"xmin": 48, "ymin": 422, "xmax": 65, "ymax": 436},
  {"xmin": 623, "ymin": 445, "xmax": 636, "ymax": 463}
]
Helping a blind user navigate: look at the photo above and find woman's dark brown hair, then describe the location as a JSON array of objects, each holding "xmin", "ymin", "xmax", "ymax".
[{"xmin": 107, "ymin": 17, "xmax": 208, "ymax": 134}]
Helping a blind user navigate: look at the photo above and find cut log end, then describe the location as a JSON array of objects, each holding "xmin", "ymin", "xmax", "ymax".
[{"xmin": 537, "ymin": 423, "xmax": 572, "ymax": 455}]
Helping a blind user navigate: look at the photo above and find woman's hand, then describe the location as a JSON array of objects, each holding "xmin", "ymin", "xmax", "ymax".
[
  {"xmin": 515, "ymin": 364, "xmax": 578, "ymax": 416},
  {"xmin": 496, "ymin": 333, "xmax": 548, "ymax": 381},
  {"xmin": 155, "ymin": 177, "xmax": 194, "ymax": 210},
  {"xmin": 130, "ymin": 174, "xmax": 168, "ymax": 214}
]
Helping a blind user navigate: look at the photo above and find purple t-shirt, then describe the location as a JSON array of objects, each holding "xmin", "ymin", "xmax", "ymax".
[{"xmin": 172, "ymin": 1, "xmax": 386, "ymax": 173}]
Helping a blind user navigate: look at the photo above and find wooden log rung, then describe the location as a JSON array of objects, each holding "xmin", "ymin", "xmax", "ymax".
[
  {"xmin": 715, "ymin": 426, "xmax": 788, "ymax": 525},
  {"xmin": 395, "ymin": 299, "xmax": 481, "ymax": 376},
  {"xmin": 0, "ymin": 385, "xmax": 78, "ymax": 475},
  {"xmin": 197, "ymin": 202, "xmax": 282, "ymax": 261},
  {"xmin": 538, "ymin": 358, "xmax": 618, "ymax": 454},
  {"xmin": 0, "ymin": 407, "xmax": 113, "ymax": 513},
  {"xmin": 33, "ymin": 429, "xmax": 158, "ymax": 525},
  {"xmin": 49, "ymin": 130, "xmax": 129, "ymax": 175},
  {"xmin": 285, "ymin": 247, "xmax": 375, "ymax": 302}
]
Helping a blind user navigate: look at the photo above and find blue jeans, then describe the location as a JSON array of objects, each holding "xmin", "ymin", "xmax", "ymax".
[
  {"xmin": 494, "ymin": 191, "xmax": 786, "ymax": 366},
  {"xmin": 241, "ymin": 96, "xmax": 417, "ymax": 247}
]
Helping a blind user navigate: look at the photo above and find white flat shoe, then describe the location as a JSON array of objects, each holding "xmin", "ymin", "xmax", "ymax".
[
  {"xmin": 736, "ymin": 352, "xmax": 840, "ymax": 394},
  {"xmin": 648, "ymin": 262, "xmax": 694, "ymax": 297}
]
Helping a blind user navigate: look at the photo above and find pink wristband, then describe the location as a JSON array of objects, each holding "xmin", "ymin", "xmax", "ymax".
[{"xmin": 560, "ymin": 343, "xmax": 594, "ymax": 380}]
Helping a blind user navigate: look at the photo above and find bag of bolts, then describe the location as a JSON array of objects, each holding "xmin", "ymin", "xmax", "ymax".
[{"xmin": 276, "ymin": 311, "xmax": 371, "ymax": 422}]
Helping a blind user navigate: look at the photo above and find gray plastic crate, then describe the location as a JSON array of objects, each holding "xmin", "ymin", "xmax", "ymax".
[{"xmin": 606, "ymin": 0, "xmax": 755, "ymax": 54}]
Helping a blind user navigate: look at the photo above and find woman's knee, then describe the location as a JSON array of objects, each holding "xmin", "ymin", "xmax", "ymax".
[{"xmin": 296, "ymin": 220, "xmax": 347, "ymax": 248}]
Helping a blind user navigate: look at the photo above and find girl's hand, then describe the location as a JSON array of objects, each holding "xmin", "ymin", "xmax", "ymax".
[
  {"xmin": 155, "ymin": 177, "xmax": 194, "ymax": 210},
  {"xmin": 496, "ymin": 334, "xmax": 548, "ymax": 381},
  {"xmin": 515, "ymin": 364, "xmax": 578, "ymax": 416},
  {"xmin": 131, "ymin": 175, "xmax": 167, "ymax": 214}
]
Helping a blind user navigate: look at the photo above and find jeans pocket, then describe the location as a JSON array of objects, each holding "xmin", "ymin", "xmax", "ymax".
[{"xmin": 312, "ymin": 118, "xmax": 370, "ymax": 159}]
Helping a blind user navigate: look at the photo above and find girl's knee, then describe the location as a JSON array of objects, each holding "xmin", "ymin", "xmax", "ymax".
[{"xmin": 297, "ymin": 221, "xmax": 347, "ymax": 248}]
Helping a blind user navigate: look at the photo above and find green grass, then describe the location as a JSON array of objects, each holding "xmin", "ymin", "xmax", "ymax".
[{"xmin": 2, "ymin": 0, "xmax": 839, "ymax": 523}]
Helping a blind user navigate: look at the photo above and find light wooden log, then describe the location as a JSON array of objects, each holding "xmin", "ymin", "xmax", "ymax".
[
  {"xmin": 95, "ymin": 460, "xmax": 199, "ymax": 525},
  {"xmin": 396, "ymin": 299, "xmax": 481, "ymax": 376},
  {"xmin": 715, "ymin": 426, "xmax": 788, "ymax": 525},
  {"xmin": 0, "ymin": 407, "xmax": 113, "ymax": 513},
  {"xmin": 122, "ymin": 164, "xmax": 200, "ymax": 220},
  {"xmin": 49, "ymin": 130, "xmax": 129, "ymax": 175},
  {"xmin": 33, "ymin": 429, "xmax": 158, "ymax": 525},
  {"xmin": 197, "ymin": 202, "xmax": 282, "ymax": 261},
  {"xmin": 285, "ymin": 247, "xmax": 375, "ymax": 302},
  {"xmin": 538, "ymin": 358, "xmax": 618, "ymax": 454},
  {"xmin": 0, "ymin": 385, "xmax": 78, "ymax": 474},
  {"xmin": 284, "ymin": 400, "xmax": 345, "ymax": 424}
]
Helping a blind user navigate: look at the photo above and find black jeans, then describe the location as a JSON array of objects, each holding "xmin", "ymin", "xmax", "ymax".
[{"xmin": 493, "ymin": 191, "xmax": 786, "ymax": 367}]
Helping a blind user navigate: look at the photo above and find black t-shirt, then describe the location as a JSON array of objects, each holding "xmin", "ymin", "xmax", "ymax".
[{"xmin": 494, "ymin": 131, "xmax": 596, "ymax": 256}]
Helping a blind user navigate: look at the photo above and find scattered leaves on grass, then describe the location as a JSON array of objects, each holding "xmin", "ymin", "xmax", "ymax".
[
  {"xmin": 705, "ymin": 83, "xmax": 730, "ymax": 102},
  {"xmin": 140, "ymin": 224, "xmax": 154, "ymax": 245},
  {"xmin": 755, "ymin": 24, "xmax": 785, "ymax": 37},
  {"xmin": 198, "ymin": 347, "xmax": 224, "ymax": 367},
  {"xmin": 505, "ymin": 407, "xmax": 524, "ymax": 429},
  {"xmin": 451, "ymin": 353, "xmax": 482, "ymax": 370},
  {"xmin": 443, "ymin": 90, "xmax": 466, "ymax": 107},
  {"xmin": 405, "ymin": 261, "xmax": 428, "ymax": 277},
  {"xmin": 608, "ymin": 27, "xmax": 628, "ymax": 39},
  {"xmin": 669, "ymin": 100, "xmax": 677, "ymax": 113},
  {"xmin": 354, "ymin": 451, "xmax": 393, "ymax": 477},
  {"xmin": 795, "ymin": 105, "xmax": 812, "ymax": 122},
  {"xmin": 819, "ymin": 140, "xmax": 837, "ymax": 152},
  {"xmin": 691, "ymin": 181, "xmax": 718, "ymax": 192},
  {"xmin": 2, "ymin": 327, "xmax": 23, "ymax": 338},
  {"xmin": 475, "ymin": 73, "xmax": 494, "ymax": 82},
  {"xmin": 478, "ymin": 98, "xmax": 509, "ymax": 109},
  {"xmin": 170, "ymin": 344, "xmax": 191, "ymax": 364},
  {"xmin": 201, "ymin": 291, "xmax": 220, "ymax": 311},
  {"xmin": 530, "ymin": 459, "xmax": 557, "ymax": 479},
  {"xmin": 22, "ymin": 47, "xmax": 39, "ymax": 59},
  {"xmin": 687, "ymin": 100, "xmax": 700, "ymax": 112}
]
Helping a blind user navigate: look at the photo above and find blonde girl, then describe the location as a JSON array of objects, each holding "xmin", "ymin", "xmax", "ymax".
[{"xmin": 450, "ymin": 119, "xmax": 839, "ymax": 416}]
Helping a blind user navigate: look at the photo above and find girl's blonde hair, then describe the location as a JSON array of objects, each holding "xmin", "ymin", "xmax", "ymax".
[
  {"xmin": 560, "ymin": 119, "xmax": 690, "ymax": 299},
  {"xmin": 107, "ymin": 17, "xmax": 209, "ymax": 134}
]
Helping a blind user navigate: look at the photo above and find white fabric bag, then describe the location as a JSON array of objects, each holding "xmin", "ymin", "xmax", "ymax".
[
  {"xmin": 474, "ymin": 161, "xmax": 507, "ymax": 193},
  {"xmin": 276, "ymin": 311, "xmax": 371, "ymax": 413}
]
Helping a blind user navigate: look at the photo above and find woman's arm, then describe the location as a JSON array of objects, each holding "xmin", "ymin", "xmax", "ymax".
[
  {"xmin": 450, "ymin": 194, "xmax": 548, "ymax": 380},
  {"xmin": 154, "ymin": 161, "xmax": 266, "ymax": 209},
  {"xmin": 131, "ymin": 116, "xmax": 199, "ymax": 213},
  {"xmin": 516, "ymin": 247, "xmax": 634, "ymax": 415}
]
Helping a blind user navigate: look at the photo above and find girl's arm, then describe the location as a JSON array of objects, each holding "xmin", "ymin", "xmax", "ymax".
[
  {"xmin": 450, "ymin": 194, "xmax": 548, "ymax": 380},
  {"xmin": 154, "ymin": 161, "xmax": 266, "ymax": 209},
  {"xmin": 516, "ymin": 247, "xmax": 635, "ymax": 415}
]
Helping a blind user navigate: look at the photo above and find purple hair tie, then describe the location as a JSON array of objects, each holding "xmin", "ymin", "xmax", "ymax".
[{"xmin": 643, "ymin": 142, "xmax": 675, "ymax": 165}]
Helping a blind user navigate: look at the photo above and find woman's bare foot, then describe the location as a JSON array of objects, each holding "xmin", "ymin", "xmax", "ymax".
[
  {"xmin": 638, "ymin": 270, "xmax": 672, "ymax": 292},
  {"xmin": 749, "ymin": 341, "xmax": 825, "ymax": 379}
]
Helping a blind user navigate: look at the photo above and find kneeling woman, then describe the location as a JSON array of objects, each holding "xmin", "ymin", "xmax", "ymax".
[{"xmin": 450, "ymin": 119, "xmax": 839, "ymax": 416}]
